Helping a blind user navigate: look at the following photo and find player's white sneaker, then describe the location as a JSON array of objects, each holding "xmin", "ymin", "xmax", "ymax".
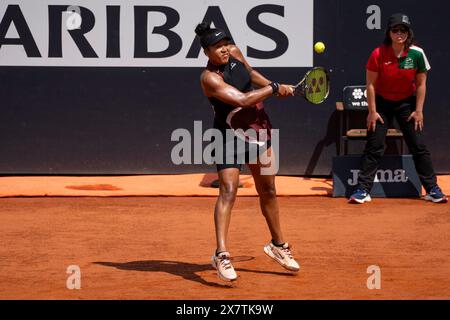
[
  {"xmin": 211, "ymin": 251, "xmax": 238, "ymax": 282},
  {"xmin": 263, "ymin": 242, "xmax": 300, "ymax": 272}
]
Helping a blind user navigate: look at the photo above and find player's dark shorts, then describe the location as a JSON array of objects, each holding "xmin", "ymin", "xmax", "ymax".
[{"xmin": 213, "ymin": 136, "xmax": 272, "ymax": 172}]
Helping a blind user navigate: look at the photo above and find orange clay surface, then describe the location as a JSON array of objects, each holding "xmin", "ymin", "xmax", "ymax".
[
  {"xmin": 0, "ymin": 196, "xmax": 449, "ymax": 300},
  {"xmin": 1, "ymin": 174, "xmax": 449, "ymax": 198}
]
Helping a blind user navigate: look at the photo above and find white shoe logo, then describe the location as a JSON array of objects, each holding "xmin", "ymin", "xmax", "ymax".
[
  {"xmin": 272, "ymin": 247, "xmax": 284, "ymax": 260},
  {"xmin": 215, "ymin": 32, "xmax": 221, "ymax": 37}
]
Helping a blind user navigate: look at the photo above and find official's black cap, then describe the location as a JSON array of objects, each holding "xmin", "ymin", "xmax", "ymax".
[{"xmin": 388, "ymin": 13, "xmax": 412, "ymax": 29}]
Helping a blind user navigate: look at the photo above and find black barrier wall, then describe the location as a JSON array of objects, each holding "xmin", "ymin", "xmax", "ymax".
[{"xmin": 1, "ymin": 0, "xmax": 449, "ymax": 175}]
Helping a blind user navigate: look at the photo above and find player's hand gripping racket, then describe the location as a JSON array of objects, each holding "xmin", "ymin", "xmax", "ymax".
[{"xmin": 294, "ymin": 67, "xmax": 330, "ymax": 104}]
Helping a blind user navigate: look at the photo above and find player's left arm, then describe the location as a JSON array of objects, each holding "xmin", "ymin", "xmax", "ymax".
[{"xmin": 228, "ymin": 44, "xmax": 294, "ymax": 96}]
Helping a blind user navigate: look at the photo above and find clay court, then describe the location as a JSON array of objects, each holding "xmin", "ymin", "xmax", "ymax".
[
  {"xmin": 1, "ymin": 175, "xmax": 449, "ymax": 300},
  {"xmin": 2, "ymin": 0, "xmax": 450, "ymax": 304}
]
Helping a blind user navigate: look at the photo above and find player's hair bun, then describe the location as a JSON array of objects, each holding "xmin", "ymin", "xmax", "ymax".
[{"xmin": 195, "ymin": 22, "xmax": 211, "ymax": 37}]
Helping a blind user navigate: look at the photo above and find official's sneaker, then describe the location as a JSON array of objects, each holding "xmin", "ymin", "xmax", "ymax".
[
  {"xmin": 211, "ymin": 252, "xmax": 238, "ymax": 282},
  {"xmin": 349, "ymin": 188, "xmax": 372, "ymax": 204},
  {"xmin": 424, "ymin": 186, "xmax": 448, "ymax": 203},
  {"xmin": 263, "ymin": 242, "xmax": 300, "ymax": 272}
]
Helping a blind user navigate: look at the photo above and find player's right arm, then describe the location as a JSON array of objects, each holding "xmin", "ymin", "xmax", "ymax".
[
  {"xmin": 366, "ymin": 69, "xmax": 384, "ymax": 131},
  {"xmin": 200, "ymin": 70, "xmax": 273, "ymax": 108}
]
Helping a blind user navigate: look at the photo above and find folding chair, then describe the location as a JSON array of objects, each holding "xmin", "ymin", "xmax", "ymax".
[{"xmin": 336, "ymin": 85, "xmax": 404, "ymax": 155}]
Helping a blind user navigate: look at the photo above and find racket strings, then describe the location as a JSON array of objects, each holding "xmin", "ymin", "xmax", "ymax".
[{"xmin": 305, "ymin": 68, "xmax": 329, "ymax": 104}]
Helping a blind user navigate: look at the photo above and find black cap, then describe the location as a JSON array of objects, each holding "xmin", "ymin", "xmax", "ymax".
[
  {"xmin": 195, "ymin": 22, "xmax": 231, "ymax": 49},
  {"xmin": 200, "ymin": 29, "xmax": 230, "ymax": 49},
  {"xmin": 388, "ymin": 13, "xmax": 411, "ymax": 29}
]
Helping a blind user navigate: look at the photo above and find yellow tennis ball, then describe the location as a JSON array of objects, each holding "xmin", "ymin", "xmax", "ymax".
[{"xmin": 314, "ymin": 42, "xmax": 325, "ymax": 54}]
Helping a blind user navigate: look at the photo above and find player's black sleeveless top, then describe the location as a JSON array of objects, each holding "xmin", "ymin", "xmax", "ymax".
[{"xmin": 206, "ymin": 57, "xmax": 272, "ymax": 140}]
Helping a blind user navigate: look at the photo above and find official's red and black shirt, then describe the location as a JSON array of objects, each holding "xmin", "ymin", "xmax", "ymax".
[{"xmin": 366, "ymin": 44, "xmax": 431, "ymax": 101}]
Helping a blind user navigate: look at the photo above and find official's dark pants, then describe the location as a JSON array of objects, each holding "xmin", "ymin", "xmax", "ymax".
[{"xmin": 358, "ymin": 95, "xmax": 437, "ymax": 193}]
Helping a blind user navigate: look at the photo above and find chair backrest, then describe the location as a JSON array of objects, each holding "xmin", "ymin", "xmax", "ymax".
[{"xmin": 343, "ymin": 85, "xmax": 368, "ymax": 111}]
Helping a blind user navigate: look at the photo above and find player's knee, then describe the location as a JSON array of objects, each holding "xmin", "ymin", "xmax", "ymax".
[
  {"xmin": 219, "ymin": 183, "xmax": 238, "ymax": 202},
  {"xmin": 258, "ymin": 184, "xmax": 277, "ymax": 199}
]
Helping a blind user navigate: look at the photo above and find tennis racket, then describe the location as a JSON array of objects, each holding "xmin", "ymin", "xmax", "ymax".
[{"xmin": 294, "ymin": 67, "xmax": 330, "ymax": 104}]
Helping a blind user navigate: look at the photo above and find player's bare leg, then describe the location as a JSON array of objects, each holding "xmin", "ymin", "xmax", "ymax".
[
  {"xmin": 248, "ymin": 149, "xmax": 300, "ymax": 272},
  {"xmin": 211, "ymin": 168, "xmax": 240, "ymax": 281},
  {"xmin": 248, "ymin": 163, "xmax": 284, "ymax": 244},
  {"xmin": 214, "ymin": 168, "xmax": 240, "ymax": 253}
]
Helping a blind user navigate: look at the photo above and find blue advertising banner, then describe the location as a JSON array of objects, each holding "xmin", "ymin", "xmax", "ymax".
[{"xmin": 333, "ymin": 155, "xmax": 422, "ymax": 198}]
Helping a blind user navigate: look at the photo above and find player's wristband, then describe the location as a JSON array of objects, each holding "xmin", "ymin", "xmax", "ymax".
[{"xmin": 269, "ymin": 82, "xmax": 280, "ymax": 94}]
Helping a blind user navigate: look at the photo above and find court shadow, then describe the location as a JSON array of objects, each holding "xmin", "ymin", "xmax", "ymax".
[
  {"xmin": 304, "ymin": 110, "xmax": 340, "ymax": 176},
  {"xmin": 94, "ymin": 257, "xmax": 294, "ymax": 288},
  {"xmin": 310, "ymin": 179, "xmax": 334, "ymax": 196}
]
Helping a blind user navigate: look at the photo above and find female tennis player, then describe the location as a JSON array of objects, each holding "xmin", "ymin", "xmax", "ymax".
[
  {"xmin": 349, "ymin": 13, "xmax": 447, "ymax": 204},
  {"xmin": 195, "ymin": 22, "xmax": 300, "ymax": 281}
]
